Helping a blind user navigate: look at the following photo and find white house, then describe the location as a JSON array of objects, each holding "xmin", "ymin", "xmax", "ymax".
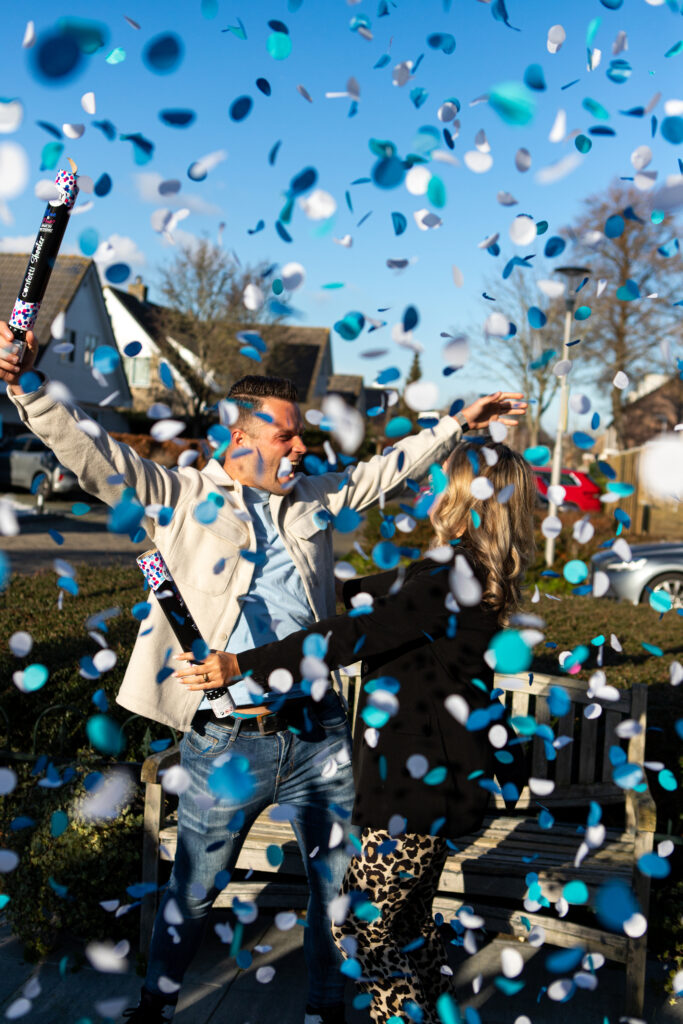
[{"xmin": 0, "ymin": 254, "xmax": 131, "ymax": 433}]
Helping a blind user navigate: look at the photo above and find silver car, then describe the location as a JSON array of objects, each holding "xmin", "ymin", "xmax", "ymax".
[
  {"xmin": 591, "ymin": 542, "xmax": 683, "ymax": 610},
  {"xmin": 0, "ymin": 433, "xmax": 79, "ymax": 499}
]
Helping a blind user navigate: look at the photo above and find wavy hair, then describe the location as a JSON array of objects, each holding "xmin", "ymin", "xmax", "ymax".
[{"xmin": 430, "ymin": 441, "xmax": 537, "ymax": 624}]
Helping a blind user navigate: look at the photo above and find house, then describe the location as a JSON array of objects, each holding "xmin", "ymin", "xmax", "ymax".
[
  {"xmin": 0, "ymin": 253, "xmax": 131, "ymax": 434},
  {"xmin": 600, "ymin": 373, "xmax": 682, "ymax": 452},
  {"xmin": 104, "ymin": 277, "xmax": 334, "ymax": 415}
]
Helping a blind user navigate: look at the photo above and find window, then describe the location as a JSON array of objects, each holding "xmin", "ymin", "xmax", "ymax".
[
  {"xmin": 59, "ymin": 330, "xmax": 76, "ymax": 363},
  {"xmin": 123, "ymin": 355, "xmax": 151, "ymax": 387},
  {"xmin": 83, "ymin": 334, "xmax": 98, "ymax": 365}
]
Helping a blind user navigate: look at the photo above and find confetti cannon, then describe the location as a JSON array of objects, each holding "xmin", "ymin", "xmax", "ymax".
[
  {"xmin": 137, "ymin": 549, "xmax": 235, "ymax": 718},
  {"xmin": 7, "ymin": 165, "xmax": 80, "ymax": 365}
]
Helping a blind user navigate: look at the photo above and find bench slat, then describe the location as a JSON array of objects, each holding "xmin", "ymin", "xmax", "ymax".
[
  {"xmin": 578, "ymin": 712, "xmax": 599, "ymax": 785},
  {"xmin": 602, "ymin": 710, "xmax": 621, "ymax": 782},
  {"xmin": 554, "ymin": 709, "xmax": 575, "ymax": 785}
]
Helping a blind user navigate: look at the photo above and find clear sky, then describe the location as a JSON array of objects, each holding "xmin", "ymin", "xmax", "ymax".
[{"xmin": 1, "ymin": 0, "xmax": 682, "ymax": 431}]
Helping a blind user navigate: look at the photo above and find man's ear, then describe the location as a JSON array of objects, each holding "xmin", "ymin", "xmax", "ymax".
[{"xmin": 229, "ymin": 427, "xmax": 245, "ymax": 448}]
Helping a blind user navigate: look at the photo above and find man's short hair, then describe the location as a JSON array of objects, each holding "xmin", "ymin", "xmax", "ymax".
[{"xmin": 227, "ymin": 375, "xmax": 299, "ymax": 428}]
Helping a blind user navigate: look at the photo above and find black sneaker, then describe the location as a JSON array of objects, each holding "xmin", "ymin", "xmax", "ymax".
[
  {"xmin": 304, "ymin": 1004, "xmax": 347, "ymax": 1024},
  {"xmin": 121, "ymin": 988, "xmax": 176, "ymax": 1022}
]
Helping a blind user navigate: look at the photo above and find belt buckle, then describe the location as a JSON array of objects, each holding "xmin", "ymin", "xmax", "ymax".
[{"xmin": 257, "ymin": 714, "xmax": 275, "ymax": 735}]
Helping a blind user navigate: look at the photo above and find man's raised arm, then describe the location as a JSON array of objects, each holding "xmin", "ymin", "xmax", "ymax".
[
  {"xmin": 323, "ymin": 390, "xmax": 527, "ymax": 515},
  {"xmin": 0, "ymin": 322, "xmax": 183, "ymax": 520}
]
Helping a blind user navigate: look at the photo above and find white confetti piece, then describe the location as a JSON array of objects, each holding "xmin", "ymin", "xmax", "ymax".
[
  {"xmin": 547, "ymin": 24, "xmax": 566, "ymax": 54},
  {"xmin": 275, "ymin": 911, "xmax": 298, "ymax": 931},
  {"xmin": 161, "ymin": 764, "xmax": 192, "ymax": 795},
  {"xmin": 256, "ymin": 966, "xmax": 276, "ymax": 983},
  {"xmin": 81, "ymin": 91, "xmax": 96, "ymax": 115},
  {"xmin": 444, "ymin": 694, "xmax": 469, "ymax": 725},
  {"xmin": 300, "ymin": 189, "xmax": 335, "ymax": 219},
  {"xmin": 404, "ymin": 380, "xmax": 439, "ymax": 411},
  {"xmin": 509, "ymin": 214, "xmax": 537, "ymax": 246},
  {"xmin": 501, "ymin": 947, "xmax": 524, "ymax": 978},
  {"xmin": 548, "ymin": 108, "xmax": 566, "ymax": 143},
  {"xmin": 464, "ymin": 150, "xmax": 493, "ymax": 174},
  {"xmin": 471, "ymin": 476, "xmax": 494, "ymax": 500},
  {"xmin": 62, "ymin": 123, "xmax": 85, "ymax": 139},
  {"xmin": 85, "ymin": 940, "xmax": 129, "ymax": 973}
]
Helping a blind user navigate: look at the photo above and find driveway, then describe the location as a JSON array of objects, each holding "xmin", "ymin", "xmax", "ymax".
[
  {"xmin": 0, "ymin": 494, "xmax": 148, "ymax": 576},
  {"xmin": 0, "ymin": 494, "xmax": 364, "ymax": 576}
]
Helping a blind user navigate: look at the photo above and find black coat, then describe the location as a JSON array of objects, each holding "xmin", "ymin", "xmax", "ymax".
[{"xmin": 238, "ymin": 552, "xmax": 511, "ymax": 838}]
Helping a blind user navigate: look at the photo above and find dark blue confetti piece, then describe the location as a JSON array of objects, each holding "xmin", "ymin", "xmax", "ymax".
[
  {"xmin": 544, "ymin": 236, "xmax": 566, "ymax": 258},
  {"xmin": 256, "ymin": 77, "xmax": 271, "ymax": 96},
  {"xmin": 105, "ymin": 263, "xmax": 130, "ymax": 284},
  {"xmin": 93, "ymin": 119, "xmax": 116, "ymax": 141},
  {"xmin": 248, "ymin": 219, "xmax": 265, "ymax": 235},
  {"xmin": 48, "ymin": 529, "xmax": 64, "ymax": 545},
  {"xmin": 143, "ymin": 32, "xmax": 184, "ymax": 74},
  {"xmin": 120, "ymin": 132, "xmax": 155, "ymax": 165},
  {"xmin": 36, "ymin": 120, "xmax": 62, "ymax": 139},
  {"xmin": 524, "ymin": 63, "xmax": 546, "ymax": 91},
  {"xmin": 31, "ymin": 29, "xmax": 84, "ymax": 84},
  {"xmin": 290, "ymin": 166, "xmax": 317, "ymax": 195},
  {"xmin": 159, "ymin": 108, "xmax": 195, "ymax": 127},
  {"xmin": 374, "ymin": 54, "xmax": 391, "ymax": 69},
  {"xmin": 372, "ymin": 156, "xmax": 405, "ymax": 189},
  {"xmin": 427, "ymin": 32, "xmax": 456, "ymax": 54},
  {"xmin": 403, "ymin": 305, "xmax": 419, "ymax": 331},
  {"xmin": 275, "ymin": 220, "xmax": 292, "ymax": 242},
  {"xmin": 229, "ymin": 95, "xmax": 253, "ymax": 122}
]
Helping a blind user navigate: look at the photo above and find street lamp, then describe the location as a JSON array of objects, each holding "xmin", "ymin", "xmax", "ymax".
[{"xmin": 544, "ymin": 265, "xmax": 591, "ymax": 567}]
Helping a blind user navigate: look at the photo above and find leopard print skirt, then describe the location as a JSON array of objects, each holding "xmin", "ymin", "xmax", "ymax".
[{"xmin": 331, "ymin": 828, "xmax": 451, "ymax": 1024}]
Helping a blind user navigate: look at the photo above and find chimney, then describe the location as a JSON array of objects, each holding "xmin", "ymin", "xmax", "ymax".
[{"xmin": 128, "ymin": 275, "xmax": 148, "ymax": 303}]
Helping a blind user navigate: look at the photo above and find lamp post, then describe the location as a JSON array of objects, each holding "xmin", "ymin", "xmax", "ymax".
[{"xmin": 544, "ymin": 265, "xmax": 591, "ymax": 568}]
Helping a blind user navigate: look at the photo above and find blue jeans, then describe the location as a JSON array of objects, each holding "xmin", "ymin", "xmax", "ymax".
[{"xmin": 145, "ymin": 693, "xmax": 355, "ymax": 1009}]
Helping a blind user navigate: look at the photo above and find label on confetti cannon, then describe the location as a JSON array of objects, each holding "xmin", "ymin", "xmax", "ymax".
[
  {"xmin": 8, "ymin": 168, "xmax": 79, "ymax": 364},
  {"xmin": 136, "ymin": 549, "xmax": 235, "ymax": 718}
]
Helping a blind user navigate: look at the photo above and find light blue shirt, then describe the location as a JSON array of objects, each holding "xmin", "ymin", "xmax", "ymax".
[{"xmin": 199, "ymin": 485, "xmax": 314, "ymax": 710}]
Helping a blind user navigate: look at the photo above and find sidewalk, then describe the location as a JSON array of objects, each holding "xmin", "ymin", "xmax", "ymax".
[{"xmin": 0, "ymin": 913, "xmax": 679, "ymax": 1023}]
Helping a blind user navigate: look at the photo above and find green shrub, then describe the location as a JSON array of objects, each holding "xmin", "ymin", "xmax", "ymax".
[{"xmin": 0, "ymin": 764, "xmax": 143, "ymax": 960}]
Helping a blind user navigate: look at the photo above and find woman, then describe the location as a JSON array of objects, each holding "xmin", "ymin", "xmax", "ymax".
[{"xmin": 177, "ymin": 440, "xmax": 536, "ymax": 1023}]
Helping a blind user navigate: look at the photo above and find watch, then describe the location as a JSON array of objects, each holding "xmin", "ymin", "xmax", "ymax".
[{"xmin": 454, "ymin": 410, "xmax": 470, "ymax": 433}]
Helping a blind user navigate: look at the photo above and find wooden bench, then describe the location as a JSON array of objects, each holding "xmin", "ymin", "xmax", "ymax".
[{"xmin": 139, "ymin": 672, "xmax": 655, "ymax": 1018}]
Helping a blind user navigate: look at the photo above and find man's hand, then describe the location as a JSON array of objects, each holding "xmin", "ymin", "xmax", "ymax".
[
  {"xmin": 0, "ymin": 321, "xmax": 39, "ymax": 395},
  {"xmin": 460, "ymin": 391, "xmax": 527, "ymax": 431},
  {"xmin": 173, "ymin": 650, "xmax": 241, "ymax": 691}
]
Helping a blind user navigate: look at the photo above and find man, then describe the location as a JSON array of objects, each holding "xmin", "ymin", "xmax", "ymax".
[{"xmin": 0, "ymin": 324, "xmax": 526, "ymax": 1022}]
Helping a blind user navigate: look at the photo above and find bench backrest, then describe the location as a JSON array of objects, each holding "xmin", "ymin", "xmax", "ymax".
[{"xmin": 491, "ymin": 672, "xmax": 648, "ymax": 811}]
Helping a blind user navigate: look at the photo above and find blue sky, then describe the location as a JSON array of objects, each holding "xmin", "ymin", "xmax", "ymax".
[{"xmin": 1, "ymin": 0, "xmax": 683, "ymax": 430}]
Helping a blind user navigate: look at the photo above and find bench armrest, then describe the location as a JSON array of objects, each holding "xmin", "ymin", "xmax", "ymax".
[
  {"xmin": 141, "ymin": 742, "xmax": 181, "ymax": 784},
  {"xmin": 625, "ymin": 780, "xmax": 657, "ymax": 835}
]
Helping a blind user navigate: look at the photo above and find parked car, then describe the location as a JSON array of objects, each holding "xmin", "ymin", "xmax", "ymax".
[
  {"xmin": 0, "ymin": 434, "xmax": 79, "ymax": 499},
  {"xmin": 590, "ymin": 541, "xmax": 683, "ymax": 609},
  {"xmin": 533, "ymin": 466, "xmax": 602, "ymax": 512}
]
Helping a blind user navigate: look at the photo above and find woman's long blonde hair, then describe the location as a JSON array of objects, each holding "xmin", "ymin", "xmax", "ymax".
[{"xmin": 430, "ymin": 441, "xmax": 537, "ymax": 624}]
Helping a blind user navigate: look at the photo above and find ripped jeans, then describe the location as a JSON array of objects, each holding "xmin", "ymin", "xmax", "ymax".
[{"xmin": 145, "ymin": 693, "xmax": 355, "ymax": 1009}]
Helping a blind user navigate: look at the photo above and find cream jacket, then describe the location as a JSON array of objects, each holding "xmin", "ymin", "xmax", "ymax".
[{"xmin": 8, "ymin": 383, "xmax": 462, "ymax": 730}]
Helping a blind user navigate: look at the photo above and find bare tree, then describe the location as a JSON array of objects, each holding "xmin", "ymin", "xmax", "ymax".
[
  {"xmin": 564, "ymin": 182, "xmax": 683, "ymax": 448},
  {"xmin": 155, "ymin": 239, "xmax": 282, "ymax": 432},
  {"xmin": 471, "ymin": 266, "xmax": 565, "ymax": 447}
]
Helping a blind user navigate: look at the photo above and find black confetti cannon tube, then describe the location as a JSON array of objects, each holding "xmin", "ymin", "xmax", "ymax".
[
  {"xmin": 137, "ymin": 549, "xmax": 235, "ymax": 718},
  {"xmin": 8, "ymin": 168, "xmax": 79, "ymax": 365}
]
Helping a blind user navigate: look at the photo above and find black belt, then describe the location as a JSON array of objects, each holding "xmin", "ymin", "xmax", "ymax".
[{"xmin": 193, "ymin": 700, "xmax": 306, "ymax": 736}]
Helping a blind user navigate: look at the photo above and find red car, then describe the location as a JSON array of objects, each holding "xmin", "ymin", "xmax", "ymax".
[{"xmin": 533, "ymin": 467, "xmax": 602, "ymax": 512}]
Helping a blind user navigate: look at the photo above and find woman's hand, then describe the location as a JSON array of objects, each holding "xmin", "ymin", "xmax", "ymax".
[
  {"xmin": 460, "ymin": 391, "xmax": 527, "ymax": 430},
  {"xmin": 173, "ymin": 650, "xmax": 241, "ymax": 691}
]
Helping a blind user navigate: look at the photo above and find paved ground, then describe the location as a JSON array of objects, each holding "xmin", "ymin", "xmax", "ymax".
[
  {"xmin": 0, "ymin": 913, "xmax": 679, "ymax": 1023},
  {"xmin": 0, "ymin": 494, "xmax": 362, "ymax": 576}
]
